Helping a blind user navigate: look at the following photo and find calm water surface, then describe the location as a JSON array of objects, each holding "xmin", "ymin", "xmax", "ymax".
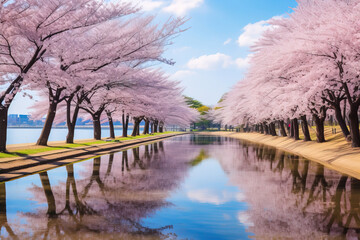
[{"xmin": 0, "ymin": 135, "xmax": 359, "ymax": 239}]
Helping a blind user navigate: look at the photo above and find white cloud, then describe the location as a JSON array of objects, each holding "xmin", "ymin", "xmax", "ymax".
[
  {"xmin": 237, "ymin": 212, "xmax": 254, "ymax": 228},
  {"xmin": 125, "ymin": 0, "xmax": 165, "ymax": 12},
  {"xmin": 224, "ymin": 38, "xmax": 232, "ymax": 45},
  {"xmin": 237, "ymin": 16, "xmax": 282, "ymax": 47},
  {"xmin": 187, "ymin": 53, "xmax": 233, "ymax": 70},
  {"xmin": 163, "ymin": 0, "xmax": 204, "ymax": 16},
  {"xmin": 187, "ymin": 53, "xmax": 252, "ymax": 70},
  {"xmin": 235, "ymin": 54, "xmax": 253, "ymax": 69},
  {"xmin": 187, "ymin": 189, "xmax": 235, "ymax": 205},
  {"xmin": 141, "ymin": 0, "xmax": 165, "ymax": 11},
  {"xmin": 171, "ymin": 70, "xmax": 194, "ymax": 80}
]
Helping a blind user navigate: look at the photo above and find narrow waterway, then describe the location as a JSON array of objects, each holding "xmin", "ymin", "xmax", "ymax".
[{"xmin": 0, "ymin": 135, "xmax": 358, "ymax": 239}]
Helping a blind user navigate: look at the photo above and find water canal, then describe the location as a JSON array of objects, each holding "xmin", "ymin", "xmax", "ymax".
[{"xmin": 0, "ymin": 135, "xmax": 359, "ymax": 239}]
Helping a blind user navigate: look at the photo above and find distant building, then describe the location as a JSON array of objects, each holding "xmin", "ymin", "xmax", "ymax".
[{"xmin": 19, "ymin": 115, "xmax": 30, "ymax": 125}]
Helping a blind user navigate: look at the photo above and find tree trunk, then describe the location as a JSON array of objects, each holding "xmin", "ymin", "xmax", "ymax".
[
  {"xmin": 290, "ymin": 120, "xmax": 294, "ymax": 138},
  {"xmin": 106, "ymin": 111, "xmax": 115, "ymax": 139},
  {"xmin": 334, "ymin": 104, "xmax": 350, "ymax": 139},
  {"xmin": 300, "ymin": 115, "xmax": 311, "ymax": 141},
  {"xmin": 349, "ymin": 104, "xmax": 360, "ymax": 147},
  {"xmin": 269, "ymin": 122, "xmax": 277, "ymax": 136},
  {"xmin": 66, "ymin": 99, "xmax": 80, "ymax": 144},
  {"xmin": 37, "ymin": 102, "xmax": 57, "ymax": 146},
  {"xmin": 293, "ymin": 118, "xmax": 300, "ymax": 140},
  {"xmin": 263, "ymin": 123, "xmax": 269, "ymax": 135},
  {"xmin": 259, "ymin": 124, "xmax": 264, "ymax": 134},
  {"xmin": 159, "ymin": 122, "xmax": 164, "ymax": 133},
  {"xmin": 313, "ymin": 114, "xmax": 325, "ymax": 143},
  {"xmin": 122, "ymin": 113, "xmax": 129, "ymax": 137},
  {"xmin": 92, "ymin": 114, "xmax": 101, "ymax": 140},
  {"xmin": 0, "ymin": 106, "xmax": 8, "ymax": 152},
  {"xmin": 136, "ymin": 119, "xmax": 141, "ymax": 136},
  {"xmin": 279, "ymin": 120, "xmax": 287, "ymax": 137},
  {"xmin": 154, "ymin": 121, "xmax": 158, "ymax": 133},
  {"xmin": 143, "ymin": 119, "xmax": 150, "ymax": 134},
  {"xmin": 131, "ymin": 118, "xmax": 139, "ymax": 137}
]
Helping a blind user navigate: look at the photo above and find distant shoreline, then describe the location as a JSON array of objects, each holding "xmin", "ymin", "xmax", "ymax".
[{"xmin": 7, "ymin": 126, "xmax": 142, "ymax": 129}]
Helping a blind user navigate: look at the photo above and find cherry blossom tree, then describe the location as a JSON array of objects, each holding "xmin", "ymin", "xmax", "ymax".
[{"xmin": 0, "ymin": 0, "xmax": 134, "ymax": 151}]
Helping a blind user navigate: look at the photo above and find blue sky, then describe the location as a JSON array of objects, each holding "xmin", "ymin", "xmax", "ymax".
[{"xmin": 9, "ymin": 0, "xmax": 297, "ymax": 114}]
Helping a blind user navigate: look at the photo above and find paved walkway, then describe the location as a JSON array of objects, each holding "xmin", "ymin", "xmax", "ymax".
[
  {"xmin": 199, "ymin": 132, "xmax": 360, "ymax": 179},
  {"xmin": 0, "ymin": 133, "xmax": 187, "ymax": 182}
]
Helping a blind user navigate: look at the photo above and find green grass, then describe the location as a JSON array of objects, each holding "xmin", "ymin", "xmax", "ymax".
[{"xmin": 0, "ymin": 132, "xmax": 177, "ymax": 159}]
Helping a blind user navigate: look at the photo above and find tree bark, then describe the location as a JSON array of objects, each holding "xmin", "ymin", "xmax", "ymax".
[
  {"xmin": 349, "ymin": 104, "xmax": 360, "ymax": 147},
  {"xmin": 131, "ymin": 118, "xmax": 140, "ymax": 137},
  {"xmin": 143, "ymin": 119, "xmax": 149, "ymax": 134},
  {"xmin": 92, "ymin": 113, "xmax": 101, "ymax": 140},
  {"xmin": 136, "ymin": 119, "xmax": 141, "ymax": 136},
  {"xmin": 0, "ymin": 107, "xmax": 8, "ymax": 152},
  {"xmin": 159, "ymin": 122, "xmax": 164, "ymax": 133},
  {"xmin": 153, "ymin": 120, "xmax": 158, "ymax": 133},
  {"xmin": 313, "ymin": 114, "xmax": 326, "ymax": 143},
  {"xmin": 37, "ymin": 102, "xmax": 57, "ymax": 146},
  {"xmin": 269, "ymin": 122, "xmax": 277, "ymax": 136},
  {"xmin": 66, "ymin": 98, "xmax": 80, "ymax": 144},
  {"xmin": 279, "ymin": 120, "xmax": 287, "ymax": 137},
  {"xmin": 259, "ymin": 124, "xmax": 264, "ymax": 134},
  {"xmin": 122, "ymin": 113, "xmax": 129, "ymax": 137},
  {"xmin": 334, "ymin": 104, "xmax": 350, "ymax": 139},
  {"xmin": 106, "ymin": 111, "xmax": 115, "ymax": 139},
  {"xmin": 292, "ymin": 118, "xmax": 300, "ymax": 140},
  {"xmin": 263, "ymin": 123, "xmax": 269, "ymax": 135},
  {"xmin": 300, "ymin": 115, "xmax": 311, "ymax": 141}
]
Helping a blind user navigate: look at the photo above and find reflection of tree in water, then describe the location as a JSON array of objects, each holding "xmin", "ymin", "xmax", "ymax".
[
  {"xmin": 0, "ymin": 183, "xmax": 18, "ymax": 240},
  {"xmin": 8, "ymin": 140, "xmax": 193, "ymax": 239},
  {"xmin": 189, "ymin": 134, "xmax": 225, "ymax": 145},
  {"xmin": 213, "ymin": 140, "xmax": 360, "ymax": 239}
]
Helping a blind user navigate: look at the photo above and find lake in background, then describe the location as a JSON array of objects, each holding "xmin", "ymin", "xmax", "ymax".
[
  {"xmin": 7, "ymin": 127, "xmax": 143, "ymax": 145},
  {"xmin": 0, "ymin": 135, "xmax": 358, "ymax": 239}
]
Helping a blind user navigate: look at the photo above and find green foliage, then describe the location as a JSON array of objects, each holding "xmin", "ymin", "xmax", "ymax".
[
  {"xmin": 189, "ymin": 149, "xmax": 209, "ymax": 166},
  {"xmin": 184, "ymin": 96, "xmax": 204, "ymax": 109}
]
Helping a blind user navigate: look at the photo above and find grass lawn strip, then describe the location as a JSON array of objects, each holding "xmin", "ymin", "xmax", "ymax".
[{"xmin": 0, "ymin": 132, "xmax": 175, "ymax": 159}]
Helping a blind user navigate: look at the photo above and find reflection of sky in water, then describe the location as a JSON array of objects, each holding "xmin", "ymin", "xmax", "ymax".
[
  {"xmin": 1, "ymin": 135, "xmax": 354, "ymax": 239},
  {"xmin": 142, "ymin": 159, "xmax": 254, "ymax": 240},
  {"xmin": 5, "ymin": 161, "xmax": 86, "ymax": 227}
]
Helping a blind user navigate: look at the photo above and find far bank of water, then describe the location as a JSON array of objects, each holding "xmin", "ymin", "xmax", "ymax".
[{"xmin": 7, "ymin": 127, "xmax": 143, "ymax": 145}]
